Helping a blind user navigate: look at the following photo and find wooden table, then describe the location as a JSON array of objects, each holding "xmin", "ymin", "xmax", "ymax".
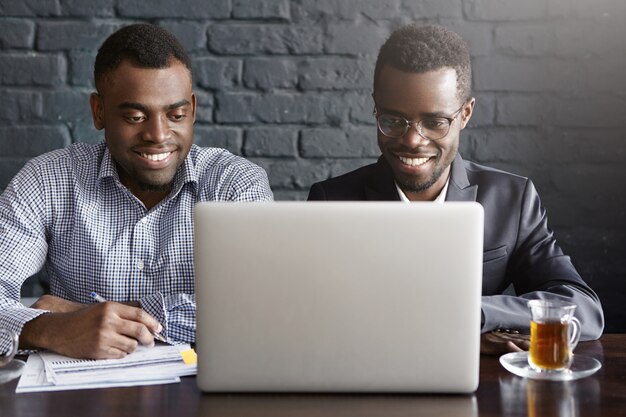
[{"xmin": 1, "ymin": 334, "xmax": 624, "ymax": 417}]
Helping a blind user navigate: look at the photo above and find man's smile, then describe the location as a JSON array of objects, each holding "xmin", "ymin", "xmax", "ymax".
[
  {"xmin": 397, "ymin": 155, "xmax": 432, "ymax": 167},
  {"xmin": 131, "ymin": 147, "xmax": 178, "ymax": 169},
  {"xmin": 139, "ymin": 151, "xmax": 173, "ymax": 162}
]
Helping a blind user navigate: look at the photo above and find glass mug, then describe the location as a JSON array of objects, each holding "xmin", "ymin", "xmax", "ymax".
[{"xmin": 527, "ymin": 299, "xmax": 581, "ymax": 372}]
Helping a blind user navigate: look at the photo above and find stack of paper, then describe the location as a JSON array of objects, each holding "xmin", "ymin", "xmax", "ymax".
[{"xmin": 16, "ymin": 344, "xmax": 197, "ymax": 393}]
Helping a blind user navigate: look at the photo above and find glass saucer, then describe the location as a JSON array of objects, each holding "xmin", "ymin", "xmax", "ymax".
[
  {"xmin": 499, "ymin": 352, "xmax": 601, "ymax": 381},
  {"xmin": 0, "ymin": 359, "xmax": 25, "ymax": 384}
]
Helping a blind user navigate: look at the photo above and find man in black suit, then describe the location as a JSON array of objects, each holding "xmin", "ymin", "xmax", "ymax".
[{"xmin": 308, "ymin": 24, "xmax": 604, "ymax": 354}]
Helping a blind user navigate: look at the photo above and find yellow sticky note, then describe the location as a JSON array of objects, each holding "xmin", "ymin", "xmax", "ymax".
[{"xmin": 180, "ymin": 348, "xmax": 197, "ymax": 365}]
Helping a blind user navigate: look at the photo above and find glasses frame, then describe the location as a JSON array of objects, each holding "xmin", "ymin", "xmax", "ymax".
[{"xmin": 373, "ymin": 102, "xmax": 466, "ymax": 141}]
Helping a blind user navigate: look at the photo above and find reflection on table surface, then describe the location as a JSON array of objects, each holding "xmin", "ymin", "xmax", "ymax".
[
  {"xmin": 0, "ymin": 334, "xmax": 623, "ymax": 417},
  {"xmin": 498, "ymin": 375, "xmax": 601, "ymax": 417},
  {"xmin": 199, "ymin": 393, "xmax": 477, "ymax": 417}
]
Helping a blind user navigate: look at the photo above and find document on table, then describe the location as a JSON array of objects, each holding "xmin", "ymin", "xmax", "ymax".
[{"xmin": 16, "ymin": 344, "xmax": 197, "ymax": 393}]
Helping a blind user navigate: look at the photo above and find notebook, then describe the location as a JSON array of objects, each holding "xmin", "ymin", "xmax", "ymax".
[{"xmin": 194, "ymin": 202, "xmax": 484, "ymax": 393}]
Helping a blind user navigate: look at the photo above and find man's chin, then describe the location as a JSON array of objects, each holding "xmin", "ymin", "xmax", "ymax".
[
  {"xmin": 395, "ymin": 170, "xmax": 442, "ymax": 193},
  {"xmin": 397, "ymin": 179, "xmax": 436, "ymax": 193}
]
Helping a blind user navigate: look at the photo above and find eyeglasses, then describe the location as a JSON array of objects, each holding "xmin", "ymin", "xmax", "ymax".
[{"xmin": 374, "ymin": 103, "xmax": 466, "ymax": 141}]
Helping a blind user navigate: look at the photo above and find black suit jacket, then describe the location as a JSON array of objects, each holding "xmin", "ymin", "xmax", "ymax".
[{"xmin": 308, "ymin": 154, "xmax": 604, "ymax": 339}]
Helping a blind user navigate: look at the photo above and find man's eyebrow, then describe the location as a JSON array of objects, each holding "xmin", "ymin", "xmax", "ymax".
[
  {"xmin": 168, "ymin": 99, "xmax": 191, "ymax": 110},
  {"xmin": 118, "ymin": 102, "xmax": 148, "ymax": 112},
  {"xmin": 378, "ymin": 107, "xmax": 455, "ymax": 118},
  {"xmin": 422, "ymin": 110, "xmax": 455, "ymax": 118},
  {"xmin": 117, "ymin": 99, "xmax": 191, "ymax": 112}
]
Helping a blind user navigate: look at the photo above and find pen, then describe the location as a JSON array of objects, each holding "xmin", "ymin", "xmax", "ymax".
[{"xmin": 89, "ymin": 291, "xmax": 167, "ymax": 343}]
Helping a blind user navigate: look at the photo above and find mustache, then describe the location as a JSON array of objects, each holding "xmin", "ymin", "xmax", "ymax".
[
  {"xmin": 131, "ymin": 143, "xmax": 181, "ymax": 152},
  {"xmin": 388, "ymin": 145, "xmax": 440, "ymax": 155}
]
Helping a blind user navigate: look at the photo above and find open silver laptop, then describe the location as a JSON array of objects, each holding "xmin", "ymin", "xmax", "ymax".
[{"xmin": 194, "ymin": 202, "xmax": 484, "ymax": 393}]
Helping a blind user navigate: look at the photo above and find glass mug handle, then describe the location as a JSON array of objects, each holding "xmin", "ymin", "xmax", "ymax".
[
  {"xmin": 569, "ymin": 317, "xmax": 582, "ymax": 352},
  {"xmin": 0, "ymin": 328, "xmax": 18, "ymax": 367}
]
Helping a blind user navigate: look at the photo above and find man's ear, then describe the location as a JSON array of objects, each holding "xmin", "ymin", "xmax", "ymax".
[
  {"xmin": 191, "ymin": 92, "xmax": 197, "ymax": 124},
  {"xmin": 459, "ymin": 97, "xmax": 476, "ymax": 130},
  {"xmin": 89, "ymin": 93, "xmax": 104, "ymax": 130}
]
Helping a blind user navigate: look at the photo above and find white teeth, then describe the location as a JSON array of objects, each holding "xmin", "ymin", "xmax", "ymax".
[
  {"xmin": 398, "ymin": 156, "xmax": 430, "ymax": 166},
  {"xmin": 141, "ymin": 152, "xmax": 171, "ymax": 161}
]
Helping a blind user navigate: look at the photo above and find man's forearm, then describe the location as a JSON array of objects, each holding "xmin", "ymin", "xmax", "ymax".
[
  {"xmin": 20, "ymin": 313, "xmax": 55, "ymax": 350},
  {"xmin": 481, "ymin": 286, "xmax": 604, "ymax": 340},
  {"xmin": 19, "ymin": 302, "xmax": 166, "ymax": 359}
]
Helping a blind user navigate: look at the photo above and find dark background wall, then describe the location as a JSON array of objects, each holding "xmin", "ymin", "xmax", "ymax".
[{"xmin": 1, "ymin": 0, "xmax": 625, "ymax": 331}]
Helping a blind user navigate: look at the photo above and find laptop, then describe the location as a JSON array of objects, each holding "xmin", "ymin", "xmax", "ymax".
[{"xmin": 194, "ymin": 202, "xmax": 484, "ymax": 393}]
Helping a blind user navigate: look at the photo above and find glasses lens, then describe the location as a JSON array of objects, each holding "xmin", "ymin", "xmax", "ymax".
[
  {"xmin": 378, "ymin": 115, "xmax": 407, "ymax": 137},
  {"xmin": 419, "ymin": 118, "xmax": 450, "ymax": 140}
]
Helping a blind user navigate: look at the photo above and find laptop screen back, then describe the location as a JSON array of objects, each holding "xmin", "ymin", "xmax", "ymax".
[{"xmin": 195, "ymin": 202, "xmax": 484, "ymax": 393}]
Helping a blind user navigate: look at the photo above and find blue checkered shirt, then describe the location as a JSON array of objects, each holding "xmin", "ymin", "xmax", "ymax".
[{"xmin": 0, "ymin": 142, "xmax": 273, "ymax": 349}]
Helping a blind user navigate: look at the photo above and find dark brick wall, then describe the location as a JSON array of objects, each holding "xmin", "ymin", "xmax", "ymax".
[{"xmin": 1, "ymin": 0, "xmax": 625, "ymax": 331}]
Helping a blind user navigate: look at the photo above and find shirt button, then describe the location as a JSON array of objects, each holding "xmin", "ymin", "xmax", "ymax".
[
  {"xmin": 136, "ymin": 260, "xmax": 144, "ymax": 270},
  {"xmin": 140, "ymin": 217, "xmax": 148, "ymax": 224}
]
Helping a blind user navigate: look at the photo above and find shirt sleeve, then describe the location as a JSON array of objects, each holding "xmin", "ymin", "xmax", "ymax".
[
  {"xmin": 139, "ymin": 293, "xmax": 196, "ymax": 344},
  {"xmin": 0, "ymin": 161, "xmax": 50, "ymax": 350},
  {"xmin": 226, "ymin": 159, "xmax": 274, "ymax": 202}
]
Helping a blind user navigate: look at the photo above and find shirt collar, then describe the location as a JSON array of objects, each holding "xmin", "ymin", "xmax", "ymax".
[
  {"xmin": 395, "ymin": 176, "xmax": 450, "ymax": 203},
  {"xmin": 97, "ymin": 145, "xmax": 119, "ymax": 184}
]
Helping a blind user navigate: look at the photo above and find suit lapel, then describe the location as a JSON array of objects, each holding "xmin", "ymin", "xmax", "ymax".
[
  {"xmin": 445, "ymin": 153, "xmax": 478, "ymax": 202},
  {"xmin": 364, "ymin": 157, "xmax": 401, "ymax": 201}
]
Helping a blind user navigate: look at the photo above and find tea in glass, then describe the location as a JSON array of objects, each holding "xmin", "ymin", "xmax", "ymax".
[{"xmin": 527, "ymin": 300, "xmax": 581, "ymax": 372}]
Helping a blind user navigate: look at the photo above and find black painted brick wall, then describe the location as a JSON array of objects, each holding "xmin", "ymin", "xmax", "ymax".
[{"xmin": 1, "ymin": 0, "xmax": 625, "ymax": 331}]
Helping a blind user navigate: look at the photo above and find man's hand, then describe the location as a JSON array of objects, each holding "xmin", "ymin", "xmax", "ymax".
[
  {"xmin": 31, "ymin": 294, "xmax": 86, "ymax": 313},
  {"xmin": 480, "ymin": 330, "xmax": 530, "ymax": 355},
  {"xmin": 20, "ymin": 301, "xmax": 163, "ymax": 359}
]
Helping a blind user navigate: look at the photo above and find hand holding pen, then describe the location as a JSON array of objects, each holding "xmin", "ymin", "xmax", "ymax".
[{"xmin": 90, "ymin": 292, "xmax": 167, "ymax": 343}]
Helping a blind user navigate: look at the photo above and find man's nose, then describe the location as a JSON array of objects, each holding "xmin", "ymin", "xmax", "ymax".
[
  {"xmin": 400, "ymin": 122, "xmax": 430, "ymax": 148},
  {"xmin": 142, "ymin": 116, "xmax": 171, "ymax": 143}
]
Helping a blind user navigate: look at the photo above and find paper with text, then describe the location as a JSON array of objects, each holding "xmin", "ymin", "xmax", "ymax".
[{"xmin": 16, "ymin": 344, "xmax": 196, "ymax": 393}]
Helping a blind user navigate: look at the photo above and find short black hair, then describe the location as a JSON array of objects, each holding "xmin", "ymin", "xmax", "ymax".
[
  {"xmin": 374, "ymin": 24, "xmax": 472, "ymax": 102},
  {"xmin": 94, "ymin": 23, "xmax": 192, "ymax": 90}
]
